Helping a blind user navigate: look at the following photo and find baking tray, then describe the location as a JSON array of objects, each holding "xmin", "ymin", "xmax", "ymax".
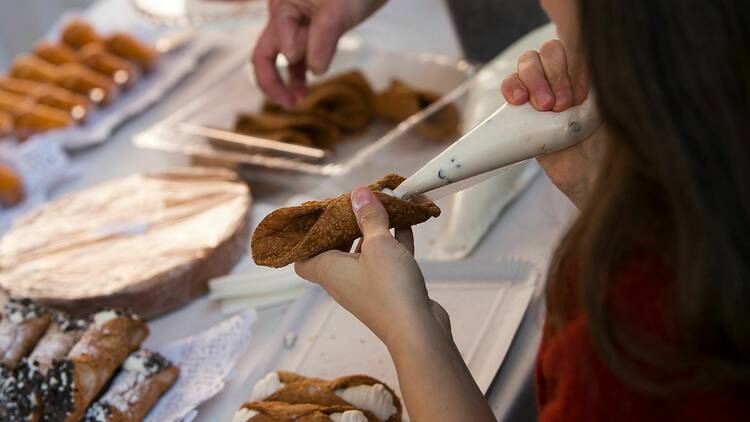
[
  {"xmin": 133, "ymin": 35, "xmax": 473, "ymax": 196},
  {"xmin": 228, "ymin": 259, "xmax": 539, "ymax": 421}
]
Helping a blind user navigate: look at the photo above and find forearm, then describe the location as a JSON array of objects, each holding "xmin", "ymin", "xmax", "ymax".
[{"xmin": 385, "ymin": 309, "xmax": 495, "ymax": 422}]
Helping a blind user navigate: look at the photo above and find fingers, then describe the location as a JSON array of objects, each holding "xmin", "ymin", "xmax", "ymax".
[
  {"xmin": 307, "ymin": 8, "xmax": 346, "ymax": 74},
  {"xmin": 273, "ymin": 3, "xmax": 306, "ymax": 63},
  {"xmin": 539, "ymin": 40, "xmax": 572, "ymax": 112},
  {"xmin": 295, "ymin": 250, "xmax": 358, "ymax": 289},
  {"xmin": 500, "ymin": 73, "xmax": 529, "ymax": 105},
  {"xmin": 394, "ymin": 227, "xmax": 414, "ymax": 256},
  {"xmin": 517, "ymin": 50, "xmax": 555, "ymax": 111},
  {"xmin": 350, "ymin": 187, "xmax": 390, "ymax": 238},
  {"xmin": 251, "ymin": 25, "xmax": 294, "ymax": 108},
  {"xmin": 287, "ymin": 59, "xmax": 308, "ymax": 102}
]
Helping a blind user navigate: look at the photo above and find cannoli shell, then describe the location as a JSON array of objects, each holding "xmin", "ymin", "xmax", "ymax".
[
  {"xmin": 105, "ymin": 33, "xmax": 159, "ymax": 72},
  {"xmin": 235, "ymin": 111, "xmax": 340, "ymax": 148},
  {"xmin": 241, "ymin": 401, "xmax": 378, "ymax": 422},
  {"xmin": 61, "ymin": 20, "xmax": 101, "ymax": 50},
  {"xmin": 28, "ymin": 317, "xmax": 87, "ymax": 372},
  {"xmin": 1, "ymin": 360, "xmax": 44, "ymax": 421},
  {"xmin": 92, "ymin": 363, "xmax": 179, "ymax": 421},
  {"xmin": 374, "ymin": 79, "xmax": 460, "ymax": 142},
  {"xmin": 252, "ymin": 174, "xmax": 440, "ymax": 268},
  {"xmin": 268, "ymin": 372, "xmax": 403, "ymax": 422},
  {"xmin": 0, "ymin": 313, "xmax": 51, "ymax": 366}
]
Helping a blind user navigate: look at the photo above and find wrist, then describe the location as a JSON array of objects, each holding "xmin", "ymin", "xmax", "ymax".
[{"xmin": 382, "ymin": 304, "xmax": 449, "ymax": 358}]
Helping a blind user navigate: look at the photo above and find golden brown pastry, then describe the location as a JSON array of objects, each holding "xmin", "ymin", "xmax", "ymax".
[
  {"xmin": 235, "ymin": 401, "xmax": 378, "ymax": 422},
  {"xmin": 42, "ymin": 310, "xmax": 149, "ymax": 422},
  {"xmin": 61, "ymin": 19, "xmax": 101, "ymax": 50},
  {"xmin": 0, "ymin": 89, "xmax": 35, "ymax": 116},
  {"xmin": 0, "ymin": 359, "xmax": 45, "ymax": 421},
  {"xmin": 10, "ymin": 54, "xmax": 60, "ymax": 85},
  {"xmin": 0, "ymin": 111, "xmax": 14, "ymax": 137},
  {"xmin": 235, "ymin": 111, "xmax": 341, "ymax": 148},
  {"xmin": 252, "ymin": 173, "xmax": 440, "ymax": 268},
  {"xmin": 248, "ymin": 371, "xmax": 401, "ymax": 422},
  {"xmin": 0, "ymin": 298, "xmax": 51, "ymax": 367},
  {"xmin": 0, "ymin": 77, "xmax": 90, "ymax": 121},
  {"xmin": 374, "ymin": 79, "xmax": 460, "ymax": 142},
  {"xmin": 105, "ymin": 32, "xmax": 159, "ymax": 72},
  {"xmin": 57, "ymin": 62, "xmax": 119, "ymax": 105},
  {"xmin": 28, "ymin": 313, "xmax": 90, "ymax": 372},
  {"xmin": 14, "ymin": 103, "xmax": 74, "ymax": 140},
  {"xmin": 0, "ymin": 163, "xmax": 24, "ymax": 208},
  {"xmin": 33, "ymin": 41, "xmax": 80, "ymax": 65},
  {"xmin": 79, "ymin": 42, "xmax": 138, "ymax": 87},
  {"xmin": 83, "ymin": 350, "xmax": 179, "ymax": 422}
]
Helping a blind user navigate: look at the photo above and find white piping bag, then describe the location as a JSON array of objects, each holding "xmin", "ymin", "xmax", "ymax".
[{"xmin": 393, "ymin": 96, "xmax": 601, "ymax": 202}]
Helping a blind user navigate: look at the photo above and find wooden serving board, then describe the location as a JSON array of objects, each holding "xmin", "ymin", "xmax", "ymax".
[{"xmin": 0, "ymin": 167, "xmax": 251, "ymax": 318}]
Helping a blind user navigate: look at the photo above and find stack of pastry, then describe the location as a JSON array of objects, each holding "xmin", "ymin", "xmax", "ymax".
[
  {"xmin": 0, "ymin": 161, "xmax": 24, "ymax": 208},
  {"xmin": 1, "ymin": 19, "xmax": 158, "ymax": 141},
  {"xmin": 0, "ymin": 298, "xmax": 178, "ymax": 422},
  {"xmin": 234, "ymin": 371, "xmax": 403, "ymax": 422},
  {"xmin": 233, "ymin": 70, "xmax": 460, "ymax": 150}
]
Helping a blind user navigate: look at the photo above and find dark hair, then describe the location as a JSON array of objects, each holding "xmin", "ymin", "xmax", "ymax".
[{"xmin": 547, "ymin": 0, "xmax": 750, "ymax": 393}]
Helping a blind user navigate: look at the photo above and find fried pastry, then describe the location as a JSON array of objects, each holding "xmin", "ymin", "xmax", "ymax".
[
  {"xmin": 0, "ymin": 298, "xmax": 51, "ymax": 367},
  {"xmin": 28, "ymin": 313, "xmax": 90, "ymax": 372},
  {"xmin": 0, "ymin": 89, "xmax": 35, "ymax": 116},
  {"xmin": 79, "ymin": 42, "xmax": 138, "ymax": 87},
  {"xmin": 57, "ymin": 62, "xmax": 119, "ymax": 105},
  {"xmin": 14, "ymin": 103, "xmax": 74, "ymax": 139},
  {"xmin": 105, "ymin": 32, "xmax": 159, "ymax": 72},
  {"xmin": 0, "ymin": 110, "xmax": 14, "ymax": 137},
  {"xmin": 61, "ymin": 19, "xmax": 100, "ymax": 50},
  {"xmin": 374, "ymin": 79, "xmax": 460, "ymax": 142},
  {"xmin": 235, "ymin": 111, "xmax": 341, "ymax": 148},
  {"xmin": 248, "ymin": 371, "xmax": 401, "ymax": 422},
  {"xmin": 252, "ymin": 173, "xmax": 440, "ymax": 268},
  {"xmin": 0, "ymin": 77, "xmax": 90, "ymax": 121},
  {"xmin": 234, "ymin": 401, "xmax": 377, "ymax": 422},
  {"xmin": 10, "ymin": 54, "xmax": 60, "ymax": 85},
  {"xmin": 33, "ymin": 41, "xmax": 79, "ymax": 65},
  {"xmin": 83, "ymin": 350, "xmax": 179, "ymax": 422},
  {"xmin": 0, "ymin": 163, "xmax": 24, "ymax": 208},
  {"xmin": 42, "ymin": 310, "xmax": 149, "ymax": 422},
  {"xmin": 264, "ymin": 70, "xmax": 376, "ymax": 132},
  {"xmin": 0, "ymin": 359, "xmax": 45, "ymax": 422}
]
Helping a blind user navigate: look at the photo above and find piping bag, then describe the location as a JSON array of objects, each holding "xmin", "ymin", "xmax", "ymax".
[{"xmin": 393, "ymin": 96, "xmax": 601, "ymax": 202}]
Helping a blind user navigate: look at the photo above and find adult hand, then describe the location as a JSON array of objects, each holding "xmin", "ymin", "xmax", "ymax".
[
  {"xmin": 252, "ymin": 0, "xmax": 386, "ymax": 108},
  {"xmin": 295, "ymin": 187, "xmax": 449, "ymax": 347},
  {"xmin": 500, "ymin": 39, "xmax": 605, "ymax": 208}
]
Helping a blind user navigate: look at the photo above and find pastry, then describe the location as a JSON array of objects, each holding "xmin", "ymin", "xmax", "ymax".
[
  {"xmin": 78, "ymin": 42, "xmax": 138, "ymax": 87},
  {"xmin": 14, "ymin": 103, "xmax": 74, "ymax": 139},
  {"xmin": 374, "ymin": 79, "xmax": 460, "ymax": 141},
  {"xmin": 0, "ymin": 298, "xmax": 51, "ymax": 367},
  {"xmin": 0, "ymin": 77, "xmax": 90, "ymax": 121},
  {"xmin": 252, "ymin": 173, "xmax": 440, "ymax": 268},
  {"xmin": 42, "ymin": 310, "xmax": 149, "ymax": 422},
  {"xmin": 248, "ymin": 371, "xmax": 401, "ymax": 422},
  {"xmin": 0, "ymin": 359, "xmax": 45, "ymax": 422},
  {"xmin": 10, "ymin": 54, "xmax": 60, "ymax": 85},
  {"xmin": 0, "ymin": 89, "xmax": 35, "ymax": 116},
  {"xmin": 57, "ymin": 62, "xmax": 118, "ymax": 105},
  {"xmin": 33, "ymin": 41, "xmax": 80, "ymax": 65},
  {"xmin": 234, "ymin": 401, "xmax": 376, "ymax": 422},
  {"xmin": 82, "ymin": 350, "xmax": 179, "ymax": 422},
  {"xmin": 61, "ymin": 20, "xmax": 100, "ymax": 50},
  {"xmin": 0, "ymin": 110, "xmax": 14, "ymax": 137},
  {"xmin": 235, "ymin": 111, "xmax": 341, "ymax": 148},
  {"xmin": 0, "ymin": 162, "xmax": 24, "ymax": 208},
  {"xmin": 28, "ymin": 312, "xmax": 90, "ymax": 372},
  {"xmin": 105, "ymin": 33, "xmax": 158, "ymax": 72}
]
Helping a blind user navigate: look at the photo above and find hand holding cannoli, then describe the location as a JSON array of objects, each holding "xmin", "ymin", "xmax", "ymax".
[
  {"xmin": 252, "ymin": 174, "xmax": 440, "ymax": 268},
  {"xmin": 234, "ymin": 401, "xmax": 376, "ymax": 422},
  {"xmin": 83, "ymin": 350, "xmax": 179, "ymax": 422},
  {"xmin": 0, "ymin": 298, "xmax": 51, "ymax": 367}
]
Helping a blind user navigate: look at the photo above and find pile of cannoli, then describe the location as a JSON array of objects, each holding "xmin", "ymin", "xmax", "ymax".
[
  {"xmin": 0, "ymin": 298, "xmax": 179, "ymax": 422},
  {"xmin": 252, "ymin": 173, "xmax": 441, "ymax": 268},
  {"xmin": 0, "ymin": 162, "xmax": 24, "ymax": 208},
  {"xmin": 234, "ymin": 371, "xmax": 403, "ymax": 422},
  {"xmin": 233, "ymin": 70, "xmax": 461, "ymax": 149},
  {"xmin": 0, "ymin": 19, "xmax": 158, "ymax": 141}
]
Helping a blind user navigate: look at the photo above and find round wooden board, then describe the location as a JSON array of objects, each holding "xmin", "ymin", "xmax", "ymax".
[{"xmin": 0, "ymin": 167, "xmax": 251, "ymax": 319}]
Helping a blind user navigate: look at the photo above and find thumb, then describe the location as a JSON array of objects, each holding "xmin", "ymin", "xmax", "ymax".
[{"xmin": 351, "ymin": 186, "xmax": 389, "ymax": 238}]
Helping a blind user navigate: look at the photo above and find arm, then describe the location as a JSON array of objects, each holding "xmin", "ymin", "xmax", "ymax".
[{"xmin": 296, "ymin": 188, "xmax": 495, "ymax": 421}]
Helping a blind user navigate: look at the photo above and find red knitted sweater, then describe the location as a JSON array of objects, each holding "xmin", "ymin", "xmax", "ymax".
[{"xmin": 535, "ymin": 254, "xmax": 749, "ymax": 421}]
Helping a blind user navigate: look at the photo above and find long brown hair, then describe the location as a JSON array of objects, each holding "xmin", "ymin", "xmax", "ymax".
[{"xmin": 546, "ymin": 0, "xmax": 750, "ymax": 393}]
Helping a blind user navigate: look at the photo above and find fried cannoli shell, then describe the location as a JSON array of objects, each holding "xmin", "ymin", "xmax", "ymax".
[
  {"xmin": 28, "ymin": 313, "xmax": 89, "ymax": 372},
  {"xmin": 10, "ymin": 54, "xmax": 60, "ymax": 85},
  {"xmin": 0, "ymin": 111, "xmax": 13, "ymax": 137},
  {"xmin": 61, "ymin": 20, "xmax": 101, "ymax": 50},
  {"xmin": 105, "ymin": 33, "xmax": 159, "ymax": 72},
  {"xmin": 0, "ymin": 163, "xmax": 24, "ymax": 208},
  {"xmin": 57, "ymin": 62, "xmax": 119, "ymax": 105},
  {"xmin": 83, "ymin": 350, "xmax": 179, "ymax": 422},
  {"xmin": 235, "ymin": 112, "xmax": 341, "ymax": 148},
  {"xmin": 33, "ymin": 41, "xmax": 79, "ymax": 65},
  {"xmin": 239, "ymin": 401, "xmax": 378, "ymax": 422},
  {"xmin": 374, "ymin": 79, "xmax": 460, "ymax": 142},
  {"xmin": 1, "ymin": 359, "xmax": 45, "ymax": 422},
  {"xmin": 43, "ymin": 312, "xmax": 149, "ymax": 422},
  {"xmin": 78, "ymin": 42, "xmax": 139, "ymax": 88},
  {"xmin": 0, "ymin": 77, "xmax": 90, "ymax": 122},
  {"xmin": 14, "ymin": 104, "xmax": 73, "ymax": 140},
  {"xmin": 265, "ymin": 372, "xmax": 403, "ymax": 422},
  {"xmin": 251, "ymin": 173, "xmax": 440, "ymax": 268},
  {"xmin": 0, "ymin": 299, "xmax": 51, "ymax": 366}
]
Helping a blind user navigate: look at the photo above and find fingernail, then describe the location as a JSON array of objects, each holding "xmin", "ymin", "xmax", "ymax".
[
  {"xmin": 512, "ymin": 88, "xmax": 527, "ymax": 103},
  {"xmin": 554, "ymin": 91, "xmax": 570, "ymax": 108},
  {"xmin": 351, "ymin": 187, "xmax": 374, "ymax": 213},
  {"xmin": 535, "ymin": 91, "xmax": 554, "ymax": 108}
]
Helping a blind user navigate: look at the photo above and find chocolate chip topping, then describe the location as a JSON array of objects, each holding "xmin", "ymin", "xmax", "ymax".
[
  {"xmin": 83, "ymin": 402, "xmax": 113, "ymax": 422},
  {"xmin": 53, "ymin": 312, "xmax": 91, "ymax": 332},
  {"xmin": 1, "ymin": 360, "xmax": 44, "ymax": 420},
  {"xmin": 124, "ymin": 350, "xmax": 172, "ymax": 376},
  {"xmin": 4, "ymin": 298, "xmax": 47, "ymax": 323},
  {"xmin": 41, "ymin": 360, "xmax": 76, "ymax": 422}
]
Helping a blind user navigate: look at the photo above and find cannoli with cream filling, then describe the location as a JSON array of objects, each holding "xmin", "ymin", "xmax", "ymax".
[
  {"xmin": 104, "ymin": 33, "xmax": 158, "ymax": 72},
  {"xmin": 0, "ymin": 299, "xmax": 51, "ymax": 367},
  {"xmin": 28, "ymin": 313, "xmax": 90, "ymax": 372},
  {"xmin": 0, "ymin": 77, "xmax": 90, "ymax": 122},
  {"xmin": 234, "ymin": 401, "xmax": 376, "ymax": 422}
]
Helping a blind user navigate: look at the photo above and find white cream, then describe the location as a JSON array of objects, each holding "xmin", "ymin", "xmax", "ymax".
[
  {"xmin": 250, "ymin": 372, "xmax": 284, "ymax": 401},
  {"xmin": 232, "ymin": 408, "xmax": 259, "ymax": 422},
  {"xmin": 330, "ymin": 410, "xmax": 369, "ymax": 422},
  {"xmin": 93, "ymin": 310, "xmax": 119, "ymax": 326},
  {"xmin": 8, "ymin": 310, "xmax": 25, "ymax": 324},
  {"xmin": 380, "ymin": 188, "xmax": 395, "ymax": 196},
  {"xmin": 335, "ymin": 384, "xmax": 397, "ymax": 421},
  {"xmin": 123, "ymin": 352, "xmax": 149, "ymax": 374}
]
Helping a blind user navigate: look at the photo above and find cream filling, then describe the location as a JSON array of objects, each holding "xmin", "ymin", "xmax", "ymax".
[
  {"xmin": 232, "ymin": 408, "xmax": 259, "ymax": 422},
  {"xmin": 334, "ymin": 384, "xmax": 397, "ymax": 421},
  {"xmin": 93, "ymin": 310, "xmax": 119, "ymax": 326},
  {"xmin": 123, "ymin": 352, "xmax": 149, "ymax": 374},
  {"xmin": 330, "ymin": 410, "xmax": 369, "ymax": 422},
  {"xmin": 250, "ymin": 371, "xmax": 284, "ymax": 401}
]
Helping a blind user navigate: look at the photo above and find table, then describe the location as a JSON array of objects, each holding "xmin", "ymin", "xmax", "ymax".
[{"xmin": 54, "ymin": 1, "xmax": 576, "ymax": 420}]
